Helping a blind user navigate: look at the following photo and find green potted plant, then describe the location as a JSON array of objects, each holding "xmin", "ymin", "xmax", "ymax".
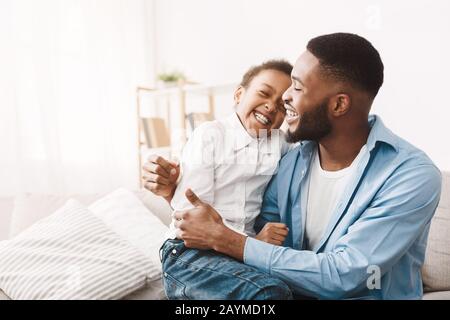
[{"xmin": 157, "ymin": 71, "xmax": 186, "ymax": 88}]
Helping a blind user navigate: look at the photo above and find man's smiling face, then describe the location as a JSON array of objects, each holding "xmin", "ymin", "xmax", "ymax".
[{"xmin": 282, "ymin": 50, "xmax": 334, "ymax": 143}]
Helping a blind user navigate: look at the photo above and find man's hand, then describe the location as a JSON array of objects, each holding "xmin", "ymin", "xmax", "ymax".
[
  {"xmin": 173, "ymin": 188, "xmax": 223, "ymax": 250},
  {"xmin": 255, "ymin": 222, "xmax": 289, "ymax": 246},
  {"xmin": 173, "ymin": 189, "xmax": 247, "ymax": 261},
  {"xmin": 142, "ymin": 154, "xmax": 180, "ymax": 203}
]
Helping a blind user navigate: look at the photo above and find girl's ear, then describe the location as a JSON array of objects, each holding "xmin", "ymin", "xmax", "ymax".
[{"xmin": 234, "ymin": 86, "xmax": 245, "ymax": 105}]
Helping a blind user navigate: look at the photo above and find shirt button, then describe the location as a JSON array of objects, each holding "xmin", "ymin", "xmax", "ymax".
[
  {"xmin": 164, "ymin": 272, "xmax": 168, "ymax": 278},
  {"xmin": 171, "ymin": 249, "xmax": 177, "ymax": 255}
]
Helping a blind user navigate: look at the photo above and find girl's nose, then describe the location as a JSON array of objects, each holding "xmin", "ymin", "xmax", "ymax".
[{"xmin": 264, "ymin": 103, "xmax": 275, "ymax": 112}]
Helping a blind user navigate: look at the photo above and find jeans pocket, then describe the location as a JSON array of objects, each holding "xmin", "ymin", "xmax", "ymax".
[
  {"xmin": 163, "ymin": 272, "xmax": 189, "ymax": 300},
  {"xmin": 160, "ymin": 239, "xmax": 184, "ymax": 262}
]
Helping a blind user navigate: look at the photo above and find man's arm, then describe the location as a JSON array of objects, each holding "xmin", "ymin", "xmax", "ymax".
[
  {"xmin": 243, "ymin": 164, "xmax": 442, "ymax": 299},
  {"xmin": 212, "ymin": 225, "xmax": 248, "ymax": 261}
]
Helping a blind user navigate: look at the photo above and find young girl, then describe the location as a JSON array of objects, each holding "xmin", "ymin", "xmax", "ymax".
[{"xmin": 166, "ymin": 59, "xmax": 293, "ymax": 242}]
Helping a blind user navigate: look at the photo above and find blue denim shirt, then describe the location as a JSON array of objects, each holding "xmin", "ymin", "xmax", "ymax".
[{"xmin": 243, "ymin": 115, "xmax": 442, "ymax": 299}]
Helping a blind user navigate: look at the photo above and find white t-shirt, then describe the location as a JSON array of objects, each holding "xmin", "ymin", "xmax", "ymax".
[
  {"xmin": 305, "ymin": 145, "xmax": 367, "ymax": 250},
  {"xmin": 167, "ymin": 112, "xmax": 290, "ymax": 239}
]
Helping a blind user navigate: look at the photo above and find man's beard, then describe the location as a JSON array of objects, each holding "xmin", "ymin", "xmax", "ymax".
[{"xmin": 286, "ymin": 100, "xmax": 332, "ymax": 143}]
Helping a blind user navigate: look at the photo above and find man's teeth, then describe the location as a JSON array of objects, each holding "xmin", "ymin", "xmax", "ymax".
[
  {"xmin": 254, "ymin": 112, "xmax": 270, "ymax": 125},
  {"xmin": 286, "ymin": 109, "xmax": 298, "ymax": 118}
]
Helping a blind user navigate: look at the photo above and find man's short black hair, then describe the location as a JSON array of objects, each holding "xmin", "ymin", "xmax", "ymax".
[{"xmin": 307, "ymin": 33, "xmax": 384, "ymax": 97}]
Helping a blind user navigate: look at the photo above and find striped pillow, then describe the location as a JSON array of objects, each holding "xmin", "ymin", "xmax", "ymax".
[{"xmin": 0, "ymin": 200, "xmax": 154, "ymax": 300}]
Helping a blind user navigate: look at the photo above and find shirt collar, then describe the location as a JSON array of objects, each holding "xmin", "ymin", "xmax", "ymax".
[
  {"xmin": 224, "ymin": 112, "xmax": 256, "ymax": 150},
  {"xmin": 366, "ymin": 114, "xmax": 399, "ymax": 153}
]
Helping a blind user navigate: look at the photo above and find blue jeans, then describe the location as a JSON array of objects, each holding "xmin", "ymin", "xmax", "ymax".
[{"xmin": 160, "ymin": 239, "xmax": 293, "ymax": 300}]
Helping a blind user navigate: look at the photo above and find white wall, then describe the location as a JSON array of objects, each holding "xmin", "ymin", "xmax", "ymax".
[{"xmin": 153, "ymin": 0, "xmax": 450, "ymax": 170}]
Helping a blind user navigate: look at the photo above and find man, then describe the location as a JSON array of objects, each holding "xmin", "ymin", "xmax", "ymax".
[{"xmin": 143, "ymin": 33, "xmax": 441, "ymax": 299}]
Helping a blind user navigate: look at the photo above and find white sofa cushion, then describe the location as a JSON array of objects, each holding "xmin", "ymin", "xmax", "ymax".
[
  {"xmin": 88, "ymin": 188, "xmax": 168, "ymax": 268},
  {"xmin": 0, "ymin": 200, "xmax": 154, "ymax": 300},
  {"xmin": 422, "ymin": 291, "xmax": 450, "ymax": 300},
  {"xmin": 422, "ymin": 171, "xmax": 450, "ymax": 292}
]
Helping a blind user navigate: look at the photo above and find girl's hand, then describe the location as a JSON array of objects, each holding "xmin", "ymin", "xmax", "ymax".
[
  {"xmin": 142, "ymin": 154, "xmax": 180, "ymax": 203},
  {"xmin": 255, "ymin": 222, "xmax": 289, "ymax": 246}
]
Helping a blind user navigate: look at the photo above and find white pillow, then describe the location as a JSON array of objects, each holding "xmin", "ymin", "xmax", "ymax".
[
  {"xmin": 88, "ymin": 188, "xmax": 169, "ymax": 269},
  {"xmin": 0, "ymin": 200, "xmax": 154, "ymax": 300},
  {"xmin": 9, "ymin": 193, "xmax": 103, "ymax": 238},
  {"xmin": 8, "ymin": 190, "xmax": 172, "ymax": 241}
]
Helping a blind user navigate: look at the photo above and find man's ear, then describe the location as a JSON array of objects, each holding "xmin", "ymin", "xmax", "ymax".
[
  {"xmin": 234, "ymin": 86, "xmax": 245, "ymax": 105},
  {"xmin": 331, "ymin": 93, "xmax": 351, "ymax": 116}
]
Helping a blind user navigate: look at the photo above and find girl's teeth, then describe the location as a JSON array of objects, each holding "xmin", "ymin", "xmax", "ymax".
[{"xmin": 255, "ymin": 112, "xmax": 269, "ymax": 125}]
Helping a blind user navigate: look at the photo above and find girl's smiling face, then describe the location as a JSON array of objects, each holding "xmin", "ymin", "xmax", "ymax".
[{"xmin": 234, "ymin": 69, "xmax": 292, "ymax": 137}]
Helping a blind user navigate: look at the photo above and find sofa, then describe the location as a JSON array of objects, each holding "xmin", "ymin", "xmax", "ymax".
[
  {"xmin": 1, "ymin": 172, "xmax": 449, "ymax": 300},
  {"xmin": 0, "ymin": 190, "xmax": 172, "ymax": 300}
]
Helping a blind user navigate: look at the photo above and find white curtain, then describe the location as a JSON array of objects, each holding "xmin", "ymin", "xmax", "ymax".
[{"xmin": 0, "ymin": 0, "xmax": 154, "ymax": 196}]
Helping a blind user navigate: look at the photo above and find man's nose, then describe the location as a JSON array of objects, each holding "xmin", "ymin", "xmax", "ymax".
[{"xmin": 282, "ymin": 88, "xmax": 291, "ymax": 102}]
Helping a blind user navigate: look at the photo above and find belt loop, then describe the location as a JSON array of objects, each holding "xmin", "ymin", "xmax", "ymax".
[{"xmin": 159, "ymin": 245, "xmax": 164, "ymax": 262}]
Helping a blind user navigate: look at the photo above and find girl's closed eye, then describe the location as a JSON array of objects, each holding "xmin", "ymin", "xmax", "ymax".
[{"xmin": 258, "ymin": 90, "xmax": 269, "ymax": 97}]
